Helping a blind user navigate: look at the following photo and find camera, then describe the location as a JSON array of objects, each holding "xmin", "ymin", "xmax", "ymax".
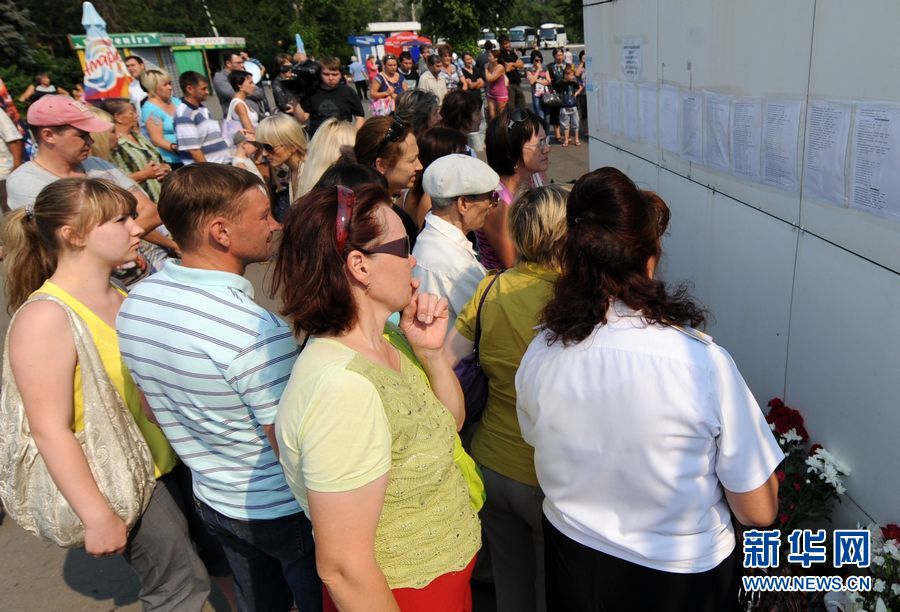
[{"xmin": 280, "ymin": 59, "xmax": 321, "ymax": 105}]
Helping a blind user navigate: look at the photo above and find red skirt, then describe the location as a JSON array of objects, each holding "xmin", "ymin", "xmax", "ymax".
[{"xmin": 323, "ymin": 555, "xmax": 477, "ymax": 612}]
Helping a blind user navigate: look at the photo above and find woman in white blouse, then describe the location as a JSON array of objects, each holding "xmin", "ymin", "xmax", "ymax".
[{"xmin": 516, "ymin": 167, "xmax": 783, "ymax": 612}]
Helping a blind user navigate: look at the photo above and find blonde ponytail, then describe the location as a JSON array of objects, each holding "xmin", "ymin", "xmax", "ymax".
[{"xmin": 2, "ymin": 209, "xmax": 57, "ymax": 313}]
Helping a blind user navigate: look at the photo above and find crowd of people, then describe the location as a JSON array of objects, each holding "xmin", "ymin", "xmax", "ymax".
[{"xmin": 0, "ymin": 37, "xmax": 784, "ymax": 612}]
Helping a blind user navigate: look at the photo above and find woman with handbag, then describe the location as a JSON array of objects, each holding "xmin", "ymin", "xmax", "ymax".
[
  {"xmin": 272, "ymin": 183, "xmax": 481, "ymax": 611},
  {"xmin": 0, "ymin": 178, "xmax": 213, "ymax": 610},
  {"xmin": 369, "ymin": 54, "xmax": 407, "ymax": 117},
  {"xmin": 443, "ymin": 185, "xmax": 568, "ymax": 612}
]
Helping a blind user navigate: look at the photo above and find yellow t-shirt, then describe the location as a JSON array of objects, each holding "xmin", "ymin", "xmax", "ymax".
[
  {"xmin": 455, "ymin": 262, "xmax": 559, "ymax": 487},
  {"xmin": 276, "ymin": 337, "xmax": 481, "ymax": 589},
  {"xmin": 33, "ymin": 281, "xmax": 177, "ymax": 479}
]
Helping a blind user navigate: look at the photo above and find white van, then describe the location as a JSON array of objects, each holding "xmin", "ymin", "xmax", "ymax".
[
  {"xmin": 539, "ymin": 23, "xmax": 567, "ymax": 48},
  {"xmin": 509, "ymin": 26, "xmax": 538, "ymax": 52}
]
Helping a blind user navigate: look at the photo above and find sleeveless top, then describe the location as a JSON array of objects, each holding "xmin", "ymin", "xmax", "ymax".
[
  {"xmin": 227, "ymin": 97, "xmax": 259, "ymax": 128},
  {"xmin": 487, "ymin": 69, "xmax": 508, "ymax": 100},
  {"xmin": 33, "ymin": 281, "xmax": 177, "ymax": 479},
  {"xmin": 375, "ymin": 73, "xmax": 406, "ymax": 96}
]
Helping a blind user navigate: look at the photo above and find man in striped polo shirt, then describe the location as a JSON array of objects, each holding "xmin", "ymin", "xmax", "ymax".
[
  {"xmin": 117, "ymin": 164, "xmax": 322, "ymax": 612},
  {"xmin": 174, "ymin": 71, "xmax": 231, "ymax": 165}
]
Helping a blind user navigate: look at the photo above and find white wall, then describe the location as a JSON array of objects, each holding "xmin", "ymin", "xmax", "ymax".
[{"xmin": 584, "ymin": 0, "xmax": 900, "ymax": 526}]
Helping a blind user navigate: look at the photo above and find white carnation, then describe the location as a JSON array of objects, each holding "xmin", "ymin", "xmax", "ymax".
[
  {"xmin": 873, "ymin": 555, "xmax": 885, "ymax": 566},
  {"xmin": 874, "ymin": 578, "xmax": 886, "ymax": 593},
  {"xmin": 891, "ymin": 583, "xmax": 900, "ymax": 597}
]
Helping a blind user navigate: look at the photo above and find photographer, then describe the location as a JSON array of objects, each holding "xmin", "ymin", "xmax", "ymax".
[
  {"xmin": 287, "ymin": 56, "xmax": 365, "ymax": 137},
  {"xmin": 272, "ymin": 53, "xmax": 297, "ymax": 111}
]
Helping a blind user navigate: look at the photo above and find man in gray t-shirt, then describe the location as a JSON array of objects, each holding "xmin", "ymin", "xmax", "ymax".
[{"xmin": 6, "ymin": 95, "xmax": 168, "ymax": 246}]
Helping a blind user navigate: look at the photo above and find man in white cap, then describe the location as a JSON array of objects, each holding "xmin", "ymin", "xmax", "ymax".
[
  {"xmin": 6, "ymin": 96, "xmax": 170, "ymax": 247},
  {"xmin": 413, "ymin": 153, "xmax": 500, "ymax": 326}
]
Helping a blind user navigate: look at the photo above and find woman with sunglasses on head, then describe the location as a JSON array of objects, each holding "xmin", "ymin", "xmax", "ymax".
[
  {"xmin": 479, "ymin": 108, "xmax": 551, "ymax": 270},
  {"xmin": 354, "ymin": 116, "xmax": 423, "ymax": 248},
  {"xmin": 516, "ymin": 168, "xmax": 781, "ymax": 612},
  {"xmin": 273, "ymin": 184, "xmax": 481, "ymax": 612},
  {"xmin": 256, "ymin": 113, "xmax": 308, "ymax": 222}
]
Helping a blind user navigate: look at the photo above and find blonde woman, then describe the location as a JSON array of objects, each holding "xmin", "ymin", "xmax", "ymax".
[
  {"xmin": 139, "ymin": 69, "xmax": 182, "ymax": 168},
  {"xmin": 256, "ymin": 113, "xmax": 308, "ymax": 222},
  {"xmin": 295, "ymin": 117, "xmax": 358, "ymax": 198},
  {"xmin": 1, "ymin": 178, "xmax": 210, "ymax": 609},
  {"xmin": 444, "ymin": 185, "xmax": 569, "ymax": 612}
]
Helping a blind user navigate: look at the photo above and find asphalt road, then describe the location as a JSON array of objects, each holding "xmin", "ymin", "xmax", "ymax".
[{"xmin": 0, "ymin": 104, "xmax": 589, "ymax": 611}]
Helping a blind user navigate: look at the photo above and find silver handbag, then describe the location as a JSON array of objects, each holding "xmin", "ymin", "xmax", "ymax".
[{"xmin": 0, "ymin": 294, "xmax": 156, "ymax": 547}]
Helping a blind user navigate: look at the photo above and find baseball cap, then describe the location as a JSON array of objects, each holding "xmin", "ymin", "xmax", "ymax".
[
  {"xmin": 26, "ymin": 95, "xmax": 113, "ymax": 132},
  {"xmin": 423, "ymin": 154, "xmax": 500, "ymax": 199}
]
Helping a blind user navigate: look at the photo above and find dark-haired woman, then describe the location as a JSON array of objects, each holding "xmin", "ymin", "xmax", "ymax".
[
  {"xmin": 226, "ymin": 69, "xmax": 259, "ymax": 133},
  {"xmin": 355, "ymin": 116, "xmax": 423, "ymax": 246},
  {"xmin": 273, "ymin": 184, "xmax": 480, "ymax": 612},
  {"xmin": 478, "ymin": 108, "xmax": 550, "ymax": 270},
  {"xmin": 516, "ymin": 167, "xmax": 783, "ymax": 612},
  {"xmin": 369, "ymin": 55, "xmax": 407, "ymax": 116}
]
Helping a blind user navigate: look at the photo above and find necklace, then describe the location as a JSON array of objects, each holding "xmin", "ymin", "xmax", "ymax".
[{"xmin": 32, "ymin": 156, "xmax": 81, "ymax": 178}]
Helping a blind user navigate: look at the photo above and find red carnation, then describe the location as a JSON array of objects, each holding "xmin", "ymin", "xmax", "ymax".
[
  {"xmin": 882, "ymin": 524, "xmax": 900, "ymax": 543},
  {"xmin": 776, "ymin": 470, "xmax": 786, "ymax": 482},
  {"xmin": 793, "ymin": 482, "xmax": 802, "ymax": 491},
  {"xmin": 779, "ymin": 513, "xmax": 790, "ymax": 525},
  {"xmin": 768, "ymin": 398, "xmax": 785, "ymax": 410}
]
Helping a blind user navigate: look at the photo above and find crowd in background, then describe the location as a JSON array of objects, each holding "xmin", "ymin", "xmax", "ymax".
[{"xmin": 0, "ymin": 32, "xmax": 783, "ymax": 612}]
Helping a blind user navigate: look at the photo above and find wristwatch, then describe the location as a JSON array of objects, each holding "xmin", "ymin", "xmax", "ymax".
[{"xmin": 170, "ymin": 142, "xmax": 179, "ymax": 153}]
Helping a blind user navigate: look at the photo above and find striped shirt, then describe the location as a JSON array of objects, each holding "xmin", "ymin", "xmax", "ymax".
[
  {"xmin": 117, "ymin": 261, "xmax": 302, "ymax": 520},
  {"xmin": 174, "ymin": 100, "xmax": 230, "ymax": 164}
]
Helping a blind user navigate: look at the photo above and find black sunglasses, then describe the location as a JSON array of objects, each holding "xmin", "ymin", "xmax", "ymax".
[
  {"xmin": 374, "ymin": 118, "xmax": 407, "ymax": 161},
  {"xmin": 507, "ymin": 108, "xmax": 529, "ymax": 130},
  {"xmin": 354, "ymin": 235, "xmax": 411, "ymax": 259}
]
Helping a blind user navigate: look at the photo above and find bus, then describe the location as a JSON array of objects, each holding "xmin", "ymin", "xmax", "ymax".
[
  {"xmin": 509, "ymin": 26, "xmax": 538, "ymax": 51},
  {"xmin": 539, "ymin": 23, "xmax": 567, "ymax": 48}
]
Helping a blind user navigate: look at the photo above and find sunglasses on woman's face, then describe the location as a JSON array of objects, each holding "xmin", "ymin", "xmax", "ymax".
[{"xmin": 355, "ymin": 235, "xmax": 411, "ymax": 259}]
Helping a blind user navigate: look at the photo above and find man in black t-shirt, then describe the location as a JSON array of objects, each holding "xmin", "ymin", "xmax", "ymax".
[
  {"xmin": 293, "ymin": 56, "xmax": 365, "ymax": 137},
  {"xmin": 499, "ymin": 35, "xmax": 525, "ymax": 110}
]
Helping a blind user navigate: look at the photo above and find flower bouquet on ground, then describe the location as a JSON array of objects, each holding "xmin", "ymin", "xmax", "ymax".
[
  {"xmin": 738, "ymin": 398, "xmax": 851, "ymax": 611},
  {"xmin": 838, "ymin": 524, "xmax": 900, "ymax": 612},
  {"xmin": 765, "ymin": 398, "xmax": 850, "ymax": 535}
]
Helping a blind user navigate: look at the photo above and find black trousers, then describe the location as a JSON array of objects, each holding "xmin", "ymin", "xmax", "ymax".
[
  {"xmin": 543, "ymin": 515, "xmax": 741, "ymax": 612},
  {"xmin": 355, "ymin": 80, "xmax": 368, "ymax": 99}
]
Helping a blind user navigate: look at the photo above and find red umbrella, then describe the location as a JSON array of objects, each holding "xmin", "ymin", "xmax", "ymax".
[{"xmin": 384, "ymin": 32, "xmax": 432, "ymax": 56}]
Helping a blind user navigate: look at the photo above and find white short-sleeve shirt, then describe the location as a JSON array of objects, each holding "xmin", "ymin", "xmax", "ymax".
[
  {"xmin": 412, "ymin": 212, "xmax": 487, "ymax": 328},
  {"xmin": 516, "ymin": 302, "xmax": 784, "ymax": 573}
]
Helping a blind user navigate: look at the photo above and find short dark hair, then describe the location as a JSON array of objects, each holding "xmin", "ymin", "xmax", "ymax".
[
  {"xmin": 158, "ymin": 164, "xmax": 265, "ymax": 251},
  {"xmin": 319, "ymin": 56, "xmax": 341, "ymax": 72},
  {"xmin": 398, "ymin": 51, "xmax": 413, "ymax": 62},
  {"xmin": 499, "ymin": 35, "xmax": 510, "ymax": 44},
  {"xmin": 483, "ymin": 40, "xmax": 494, "ymax": 51},
  {"xmin": 486, "ymin": 108, "xmax": 543, "ymax": 176},
  {"xmin": 426, "ymin": 54, "xmax": 441, "ymax": 68},
  {"xmin": 227, "ymin": 70, "xmax": 252, "ymax": 92},
  {"xmin": 440, "ymin": 89, "xmax": 482, "ymax": 133},
  {"xmin": 224, "ymin": 50, "xmax": 242, "ymax": 62},
  {"xmin": 178, "ymin": 70, "xmax": 207, "ymax": 92},
  {"xmin": 124, "ymin": 55, "xmax": 144, "ymax": 65},
  {"xmin": 276, "ymin": 52, "xmax": 292, "ymax": 65},
  {"xmin": 273, "ymin": 184, "xmax": 392, "ymax": 337},
  {"xmin": 531, "ymin": 50, "xmax": 544, "ymax": 63}
]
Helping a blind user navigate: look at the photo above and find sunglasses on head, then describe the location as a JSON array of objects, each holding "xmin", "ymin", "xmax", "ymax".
[
  {"xmin": 507, "ymin": 108, "xmax": 530, "ymax": 130},
  {"xmin": 374, "ymin": 118, "xmax": 407, "ymax": 161},
  {"xmin": 335, "ymin": 186, "xmax": 411, "ymax": 258}
]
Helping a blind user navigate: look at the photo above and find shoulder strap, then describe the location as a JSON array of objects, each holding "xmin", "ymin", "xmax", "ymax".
[{"xmin": 473, "ymin": 270, "xmax": 504, "ymax": 353}]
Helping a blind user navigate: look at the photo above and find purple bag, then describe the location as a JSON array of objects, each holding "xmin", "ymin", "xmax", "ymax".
[{"xmin": 453, "ymin": 272, "xmax": 503, "ymax": 424}]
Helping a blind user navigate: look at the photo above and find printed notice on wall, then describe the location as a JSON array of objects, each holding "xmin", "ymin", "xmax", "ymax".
[
  {"xmin": 763, "ymin": 100, "xmax": 802, "ymax": 192},
  {"xmin": 620, "ymin": 37, "xmax": 642, "ymax": 81},
  {"xmin": 803, "ymin": 101, "xmax": 851, "ymax": 207},
  {"xmin": 850, "ymin": 103, "xmax": 900, "ymax": 221},
  {"xmin": 681, "ymin": 92, "xmax": 703, "ymax": 162},
  {"xmin": 638, "ymin": 83, "xmax": 658, "ymax": 145},
  {"xmin": 703, "ymin": 92, "xmax": 731, "ymax": 171},
  {"xmin": 623, "ymin": 81, "xmax": 641, "ymax": 141},
  {"xmin": 731, "ymin": 97, "xmax": 763, "ymax": 182},
  {"xmin": 607, "ymin": 80, "xmax": 622, "ymax": 135},
  {"xmin": 659, "ymin": 85, "xmax": 680, "ymax": 153}
]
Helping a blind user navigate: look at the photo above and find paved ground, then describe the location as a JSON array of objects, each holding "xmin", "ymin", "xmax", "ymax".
[{"xmin": 0, "ymin": 95, "xmax": 589, "ymax": 610}]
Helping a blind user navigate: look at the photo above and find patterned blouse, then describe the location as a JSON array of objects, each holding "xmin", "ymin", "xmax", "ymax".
[{"xmin": 112, "ymin": 130, "xmax": 164, "ymax": 202}]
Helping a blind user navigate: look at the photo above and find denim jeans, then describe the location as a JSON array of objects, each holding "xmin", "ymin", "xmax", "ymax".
[{"xmin": 195, "ymin": 499, "xmax": 322, "ymax": 612}]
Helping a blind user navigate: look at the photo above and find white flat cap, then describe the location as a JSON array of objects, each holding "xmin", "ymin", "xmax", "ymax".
[{"xmin": 423, "ymin": 154, "xmax": 500, "ymax": 199}]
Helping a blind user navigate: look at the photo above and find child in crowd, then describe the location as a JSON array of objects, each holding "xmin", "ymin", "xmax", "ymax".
[{"xmin": 557, "ymin": 67, "xmax": 583, "ymax": 147}]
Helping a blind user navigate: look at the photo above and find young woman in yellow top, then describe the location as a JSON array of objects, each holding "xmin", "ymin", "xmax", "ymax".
[{"xmin": 2, "ymin": 178, "xmax": 215, "ymax": 610}]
